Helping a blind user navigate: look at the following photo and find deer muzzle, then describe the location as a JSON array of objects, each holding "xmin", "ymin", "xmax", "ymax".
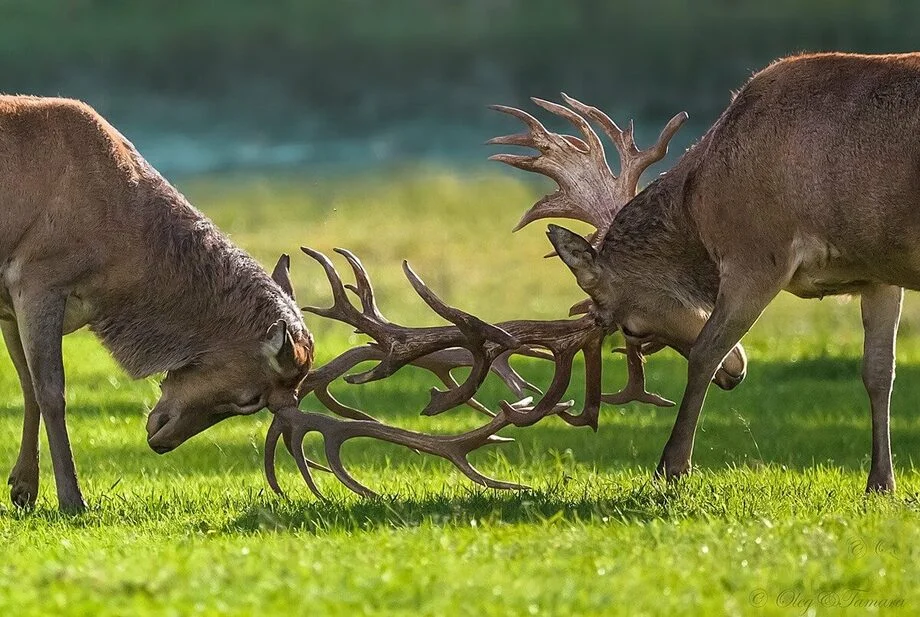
[{"xmin": 713, "ymin": 345, "xmax": 747, "ymax": 390}]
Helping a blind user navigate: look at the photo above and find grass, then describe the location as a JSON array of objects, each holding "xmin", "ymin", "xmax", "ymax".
[{"xmin": 2, "ymin": 168, "xmax": 920, "ymax": 615}]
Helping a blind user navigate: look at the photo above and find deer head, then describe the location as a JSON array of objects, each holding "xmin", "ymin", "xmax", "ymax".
[
  {"xmin": 145, "ymin": 255, "xmax": 315, "ymax": 452},
  {"xmin": 489, "ymin": 95, "xmax": 746, "ymax": 390}
]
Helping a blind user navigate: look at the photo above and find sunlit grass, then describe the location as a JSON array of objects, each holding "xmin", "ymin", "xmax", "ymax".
[{"xmin": 1, "ymin": 168, "xmax": 919, "ymax": 615}]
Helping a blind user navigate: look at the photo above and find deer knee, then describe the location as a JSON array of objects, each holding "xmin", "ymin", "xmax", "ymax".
[
  {"xmin": 32, "ymin": 380, "xmax": 65, "ymax": 419},
  {"xmin": 861, "ymin": 358, "xmax": 895, "ymax": 396}
]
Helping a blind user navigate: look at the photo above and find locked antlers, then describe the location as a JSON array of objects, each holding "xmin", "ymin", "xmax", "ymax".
[{"xmin": 265, "ymin": 96, "xmax": 685, "ymax": 499}]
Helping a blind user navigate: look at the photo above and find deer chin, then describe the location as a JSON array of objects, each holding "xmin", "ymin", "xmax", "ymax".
[
  {"xmin": 713, "ymin": 345, "xmax": 747, "ymax": 390},
  {"xmin": 146, "ymin": 407, "xmax": 234, "ymax": 454},
  {"xmin": 714, "ymin": 366, "xmax": 745, "ymax": 390}
]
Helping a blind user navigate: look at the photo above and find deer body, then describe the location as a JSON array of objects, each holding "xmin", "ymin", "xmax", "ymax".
[
  {"xmin": 0, "ymin": 96, "xmax": 313, "ymax": 510},
  {"xmin": 546, "ymin": 53, "xmax": 920, "ymax": 492}
]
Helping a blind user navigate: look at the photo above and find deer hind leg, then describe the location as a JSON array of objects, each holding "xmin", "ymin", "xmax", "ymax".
[
  {"xmin": 860, "ymin": 284, "xmax": 902, "ymax": 493},
  {"xmin": 2, "ymin": 320, "xmax": 42, "ymax": 507},
  {"xmin": 11, "ymin": 288, "xmax": 85, "ymax": 512},
  {"xmin": 656, "ymin": 267, "xmax": 786, "ymax": 480}
]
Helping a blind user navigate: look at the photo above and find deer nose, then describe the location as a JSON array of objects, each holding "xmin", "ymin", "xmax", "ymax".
[
  {"xmin": 714, "ymin": 366, "xmax": 745, "ymax": 390},
  {"xmin": 146, "ymin": 411, "xmax": 169, "ymax": 436},
  {"xmin": 145, "ymin": 410, "xmax": 175, "ymax": 453}
]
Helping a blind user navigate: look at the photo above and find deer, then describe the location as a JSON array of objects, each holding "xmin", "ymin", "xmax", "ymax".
[
  {"xmin": 490, "ymin": 52, "xmax": 920, "ymax": 493},
  {"xmin": 0, "ymin": 95, "xmax": 320, "ymax": 511}
]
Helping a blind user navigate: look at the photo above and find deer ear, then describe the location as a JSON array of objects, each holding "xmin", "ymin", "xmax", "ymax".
[
  {"xmin": 262, "ymin": 319, "xmax": 297, "ymax": 375},
  {"xmin": 546, "ymin": 224, "xmax": 602, "ymax": 291},
  {"xmin": 271, "ymin": 254, "xmax": 295, "ymax": 300}
]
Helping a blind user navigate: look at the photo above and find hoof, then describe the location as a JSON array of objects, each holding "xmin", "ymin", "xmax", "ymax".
[
  {"xmin": 8, "ymin": 465, "xmax": 38, "ymax": 508},
  {"xmin": 56, "ymin": 486, "xmax": 87, "ymax": 513},
  {"xmin": 865, "ymin": 476, "xmax": 896, "ymax": 494},
  {"xmin": 655, "ymin": 458, "xmax": 692, "ymax": 482}
]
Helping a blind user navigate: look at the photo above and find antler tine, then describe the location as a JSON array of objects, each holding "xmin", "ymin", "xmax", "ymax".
[
  {"xmin": 299, "ymin": 247, "xmax": 359, "ymax": 321},
  {"xmin": 500, "ymin": 348, "xmax": 577, "ymax": 424},
  {"xmin": 568, "ymin": 298, "xmax": 593, "ymax": 316},
  {"xmin": 488, "ymin": 104, "xmax": 553, "ymax": 144},
  {"xmin": 530, "ymin": 97, "xmax": 603, "ymax": 156},
  {"xmin": 560, "ymin": 93, "xmax": 688, "ymax": 192},
  {"xmin": 646, "ymin": 112, "xmax": 690, "ymax": 166},
  {"xmin": 401, "ymin": 261, "xmax": 520, "ymax": 350},
  {"xmin": 492, "ymin": 349, "xmax": 546, "ymax": 397},
  {"xmin": 314, "ymin": 384, "xmax": 379, "ymax": 421},
  {"xmin": 557, "ymin": 333, "xmax": 604, "ymax": 430},
  {"xmin": 266, "ymin": 406, "xmax": 529, "ymax": 499},
  {"xmin": 263, "ymin": 416, "xmax": 333, "ymax": 499},
  {"xmin": 604, "ymin": 342, "xmax": 675, "ymax": 407},
  {"xmin": 334, "ymin": 247, "xmax": 385, "ymax": 321}
]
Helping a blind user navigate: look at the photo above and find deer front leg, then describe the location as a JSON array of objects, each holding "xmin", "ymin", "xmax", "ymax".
[
  {"xmin": 2, "ymin": 320, "xmax": 42, "ymax": 507},
  {"xmin": 860, "ymin": 284, "xmax": 902, "ymax": 493},
  {"xmin": 12, "ymin": 290, "xmax": 85, "ymax": 512},
  {"xmin": 656, "ymin": 272, "xmax": 782, "ymax": 480}
]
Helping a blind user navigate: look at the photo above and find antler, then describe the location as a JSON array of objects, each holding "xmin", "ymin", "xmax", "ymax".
[
  {"xmin": 298, "ymin": 247, "xmax": 519, "ymax": 417},
  {"xmin": 298, "ymin": 247, "xmax": 605, "ymax": 420},
  {"xmin": 269, "ymin": 248, "xmax": 678, "ymax": 498},
  {"xmin": 488, "ymin": 93, "xmax": 687, "ymax": 248},
  {"xmin": 265, "ymin": 404, "xmax": 532, "ymax": 500}
]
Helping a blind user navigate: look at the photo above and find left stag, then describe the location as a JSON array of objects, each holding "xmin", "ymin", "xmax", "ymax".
[{"xmin": 0, "ymin": 96, "xmax": 314, "ymax": 511}]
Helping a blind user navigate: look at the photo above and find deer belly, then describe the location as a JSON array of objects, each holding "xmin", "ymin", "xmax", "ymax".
[{"xmin": 786, "ymin": 264, "xmax": 871, "ymax": 299}]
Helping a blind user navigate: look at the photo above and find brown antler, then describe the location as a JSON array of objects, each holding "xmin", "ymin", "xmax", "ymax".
[
  {"xmin": 298, "ymin": 247, "xmax": 604, "ymax": 421},
  {"xmin": 265, "ymin": 405, "xmax": 529, "ymax": 500},
  {"xmin": 298, "ymin": 247, "xmax": 522, "ymax": 417},
  {"xmin": 488, "ymin": 93, "xmax": 687, "ymax": 247},
  {"xmin": 269, "ymin": 247, "xmax": 679, "ymax": 498}
]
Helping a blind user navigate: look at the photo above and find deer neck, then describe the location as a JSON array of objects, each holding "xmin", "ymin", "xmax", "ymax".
[
  {"xmin": 89, "ymin": 172, "xmax": 302, "ymax": 378},
  {"xmin": 604, "ymin": 173, "xmax": 720, "ymax": 312}
]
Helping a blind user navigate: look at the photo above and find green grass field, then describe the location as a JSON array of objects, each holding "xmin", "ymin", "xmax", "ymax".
[{"xmin": 1, "ymin": 169, "xmax": 919, "ymax": 616}]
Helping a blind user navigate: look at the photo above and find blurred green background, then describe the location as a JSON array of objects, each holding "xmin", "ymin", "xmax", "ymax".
[{"xmin": 4, "ymin": 0, "xmax": 919, "ymax": 174}]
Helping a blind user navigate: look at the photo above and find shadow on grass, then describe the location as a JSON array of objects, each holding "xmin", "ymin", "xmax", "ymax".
[{"xmin": 222, "ymin": 479, "xmax": 920, "ymax": 534}]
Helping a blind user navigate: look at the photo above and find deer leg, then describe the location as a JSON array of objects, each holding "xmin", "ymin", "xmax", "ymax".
[
  {"xmin": 12, "ymin": 289, "xmax": 84, "ymax": 512},
  {"xmin": 2, "ymin": 320, "xmax": 41, "ymax": 507},
  {"xmin": 860, "ymin": 284, "xmax": 902, "ymax": 493},
  {"xmin": 657, "ymin": 272, "xmax": 782, "ymax": 480}
]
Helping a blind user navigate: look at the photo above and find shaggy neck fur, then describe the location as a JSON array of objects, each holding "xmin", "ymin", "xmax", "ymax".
[
  {"xmin": 603, "ymin": 169, "xmax": 721, "ymax": 312},
  {"xmin": 90, "ymin": 165, "xmax": 304, "ymax": 378}
]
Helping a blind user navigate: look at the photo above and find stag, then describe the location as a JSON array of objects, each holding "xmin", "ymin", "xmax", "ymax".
[
  {"xmin": 492, "ymin": 52, "xmax": 920, "ymax": 493},
  {"xmin": 0, "ymin": 96, "xmax": 315, "ymax": 510}
]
